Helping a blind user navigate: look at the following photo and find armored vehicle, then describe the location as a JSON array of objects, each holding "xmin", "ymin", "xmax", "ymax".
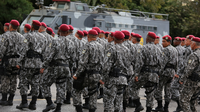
[{"xmin": 20, "ymin": 0, "xmax": 169, "ymax": 44}]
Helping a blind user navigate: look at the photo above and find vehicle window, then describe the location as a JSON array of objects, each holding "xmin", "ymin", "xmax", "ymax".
[
  {"xmin": 142, "ymin": 26, "xmax": 147, "ymax": 30},
  {"xmin": 57, "ymin": 3, "xmax": 65, "ymax": 9},
  {"xmin": 106, "ymin": 23, "xmax": 111, "ymax": 28},
  {"xmin": 148, "ymin": 26, "xmax": 153, "ymax": 30},
  {"xmin": 27, "ymin": 16, "xmax": 41, "ymax": 24},
  {"xmin": 96, "ymin": 22, "xmax": 102, "ymax": 27},
  {"xmin": 125, "ymin": 25, "xmax": 129, "ymax": 28},
  {"xmin": 112, "ymin": 23, "xmax": 116, "ymax": 28},
  {"xmin": 76, "ymin": 4, "xmax": 84, "ymax": 11},
  {"xmin": 119, "ymin": 24, "xmax": 123, "ymax": 27},
  {"xmin": 56, "ymin": 17, "xmax": 62, "ymax": 26},
  {"xmin": 41, "ymin": 16, "xmax": 54, "ymax": 25},
  {"xmin": 137, "ymin": 25, "xmax": 141, "ymax": 29},
  {"xmin": 154, "ymin": 27, "xmax": 157, "ymax": 31},
  {"xmin": 68, "ymin": 18, "xmax": 71, "ymax": 25},
  {"xmin": 131, "ymin": 25, "xmax": 135, "ymax": 28}
]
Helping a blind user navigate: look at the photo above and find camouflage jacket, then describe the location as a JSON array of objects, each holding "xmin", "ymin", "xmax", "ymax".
[
  {"xmin": 2, "ymin": 31, "xmax": 28, "ymax": 67},
  {"xmin": 23, "ymin": 30, "xmax": 47, "ymax": 68},
  {"xmin": 161, "ymin": 45, "xmax": 178, "ymax": 77},
  {"xmin": 175, "ymin": 44, "xmax": 186, "ymax": 76},
  {"xmin": 184, "ymin": 45, "xmax": 193, "ymax": 60},
  {"xmin": 179, "ymin": 48, "xmax": 200, "ymax": 85},
  {"xmin": 75, "ymin": 40, "xmax": 104, "ymax": 78},
  {"xmin": 97, "ymin": 37, "xmax": 107, "ymax": 48},
  {"xmin": 156, "ymin": 43, "xmax": 164, "ymax": 51}
]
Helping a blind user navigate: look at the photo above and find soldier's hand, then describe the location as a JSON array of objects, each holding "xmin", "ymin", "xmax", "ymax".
[
  {"xmin": 174, "ymin": 74, "xmax": 179, "ymax": 78},
  {"xmin": 179, "ymin": 81, "xmax": 183, "ymax": 85},
  {"xmin": 99, "ymin": 80, "xmax": 104, "ymax": 85},
  {"xmin": 135, "ymin": 76, "xmax": 138, "ymax": 82},
  {"xmin": 16, "ymin": 65, "xmax": 20, "ymax": 69},
  {"xmin": 73, "ymin": 76, "xmax": 77, "ymax": 80},
  {"xmin": 40, "ymin": 68, "xmax": 45, "ymax": 74}
]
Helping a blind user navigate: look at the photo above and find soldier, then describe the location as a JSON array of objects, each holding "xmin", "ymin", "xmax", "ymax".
[
  {"xmin": 82, "ymin": 30, "xmax": 88, "ymax": 42},
  {"xmin": 3, "ymin": 23, "xmax": 10, "ymax": 33},
  {"xmin": 42, "ymin": 24, "xmax": 73, "ymax": 112},
  {"xmin": 153, "ymin": 35, "xmax": 178, "ymax": 112},
  {"xmin": 105, "ymin": 31, "xmax": 110, "ymax": 40},
  {"xmin": 16, "ymin": 20, "xmax": 47, "ymax": 110},
  {"xmin": 103, "ymin": 31, "xmax": 131, "ymax": 112},
  {"xmin": 0, "ymin": 20, "xmax": 27, "ymax": 106},
  {"xmin": 184, "ymin": 35, "xmax": 194, "ymax": 60},
  {"xmin": 155, "ymin": 36, "xmax": 164, "ymax": 51},
  {"xmin": 171, "ymin": 37, "xmax": 185, "ymax": 112},
  {"xmin": 46, "ymin": 27, "xmax": 54, "ymax": 36},
  {"xmin": 181, "ymin": 38, "xmax": 186, "ymax": 47},
  {"xmin": 179, "ymin": 37, "xmax": 200, "ymax": 112},
  {"xmin": 73, "ymin": 29, "xmax": 104, "ymax": 112},
  {"xmin": 132, "ymin": 32, "xmax": 162, "ymax": 112},
  {"xmin": 52, "ymin": 32, "xmax": 55, "ymax": 37},
  {"xmin": 105, "ymin": 32, "xmax": 115, "ymax": 50}
]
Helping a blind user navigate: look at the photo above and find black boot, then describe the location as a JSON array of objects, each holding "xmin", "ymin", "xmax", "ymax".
[
  {"xmin": 29, "ymin": 96, "xmax": 37, "ymax": 110},
  {"xmin": 75, "ymin": 105, "xmax": 83, "ymax": 112},
  {"xmin": 6, "ymin": 94, "xmax": 15, "ymax": 106},
  {"xmin": 146, "ymin": 107, "xmax": 152, "ymax": 112},
  {"xmin": 16, "ymin": 95, "xmax": 28, "ymax": 109},
  {"xmin": 89, "ymin": 109, "xmax": 96, "ymax": 112},
  {"xmin": 173, "ymin": 100, "xmax": 182, "ymax": 112},
  {"xmin": 123, "ymin": 100, "xmax": 127, "ymax": 112},
  {"xmin": 97, "ymin": 88, "xmax": 103, "ymax": 99},
  {"xmin": 53, "ymin": 103, "xmax": 62, "ymax": 112},
  {"xmin": 164, "ymin": 101, "xmax": 170, "ymax": 112},
  {"xmin": 133, "ymin": 99, "xmax": 144, "ymax": 112},
  {"xmin": 37, "ymin": 89, "xmax": 44, "ymax": 99},
  {"xmin": 83, "ymin": 98, "xmax": 89, "ymax": 109},
  {"xmin": 128, "ymin": 97, "xmax": 135, "ymax": 108},
  {"xmin": 64, "ymin": 91, "xmax": 71, "ymax": 104},
  {"xmin": 42, "ymin": 97, "xmax": 56, "ymax": 112},
  {"xmin": 0, "ymin": 93, "xmax": 8, "ymax": 105},
  {"xmin": 152, "ymin": 100, "xmax": 164, "ymax": 111}
]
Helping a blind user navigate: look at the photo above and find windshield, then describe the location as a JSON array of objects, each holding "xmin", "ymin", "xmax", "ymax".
[
  {"xmin": 27, "ymin": 16, "xmax": 41, "ymax": 24},
  {"xmin": 41, "ymin": 16, "xmax": 54, "ymax": 25}
]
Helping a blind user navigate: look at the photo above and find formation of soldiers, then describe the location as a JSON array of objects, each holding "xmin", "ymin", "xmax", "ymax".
[{"xmin": 0, "ymin": 19, "xmax": 200, "ymax": 112}]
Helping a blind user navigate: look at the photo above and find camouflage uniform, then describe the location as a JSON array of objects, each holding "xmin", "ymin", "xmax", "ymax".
[
  {"xmin": 103, "ymin": 43, "xmax": 131, "ymax": 112},
  {"xmin": 1, "ymin": 30, "xmax": 27, "ymax": 102},
  {"xmin": 156, "ymin": 43, "xmax": 164, "ymax": 51},
  {"xmin": 73, "ymin": 40, "xmax": 103, "ymax": 111},
  {"xmin": 184, "ymin": 45, "xmax": 193, "ymax": 60},
  {"xmin": 171, "ymin": 44, "xmax": 185, "ymax": 101},
  {"xmin": 179, "ymin": 48, "xmax": 200, "ymax": 112},
  {"xmin": 131, "ymin": 42, "xmax": 162, "ymax": 110}
]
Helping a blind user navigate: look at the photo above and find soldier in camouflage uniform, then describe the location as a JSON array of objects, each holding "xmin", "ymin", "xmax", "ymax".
[
  {"xmin": 179, "ymin": 37, "xmax": 200, "ymax": 112},
  {"xmin": 184, "ymin": 35, "xmax": 194, "ymax": 60},
  {"xmin": 82, "ymin": 30, "xmax": 88, "ymax": 43},
  {"xmin": 154, "ymin": 36, "xmax": 164, "ymax": 51},
  {"xmin": 154, "ymin": 35, "xmax": 178, "ymax": 112},
  {"xmin": 132, "ymin": 32, "xmax": 162, "ymax": 112},
  {"xmin": 181, "ymin": 38, "xmax": 186, "ymax": 47},
  {"xmin": 0, "ymin": 20, "xmax": 27, "ymax": 106},
  {"xmin": 42, "ymin": 24, "xmax": 74, "ymax": 112},
  {"xmin": 16, "ymin": 20, "xmax": 47, "ymax": 110},
  {"xmin": 128, "ymin": 33, "xmax": 143, "ymax": 108},
  {"xmin": 171, "ymin": 37, "xmax": 185, "ymax": 112},
  {"xmin": 104, "ymin": 31, "xmax": 110, "ymax": 40},
  {"xmin": 73, "ymin": 29, "xmax": 104, "ymax": 112},
  {"xmin": 103, "ymin": 31, "xmax": 131, "ymax": 112}
]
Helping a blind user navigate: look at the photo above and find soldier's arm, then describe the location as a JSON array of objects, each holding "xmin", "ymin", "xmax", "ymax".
[
  {"xmin": 102, "ymin": 48, "xmax": 114, "ymax": 76},
  {"xmin": 179, "ymin": 54, "xmax": 198, "ymax": 82},
  {"xmin": 134, "ymin": 46, "xmax": 144, "ymax": 77}
]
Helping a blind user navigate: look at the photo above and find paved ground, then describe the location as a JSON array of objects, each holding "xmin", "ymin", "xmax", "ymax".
[{"xmin": 0, "ymin": 83, "xmax": 200, "ymax": 112}]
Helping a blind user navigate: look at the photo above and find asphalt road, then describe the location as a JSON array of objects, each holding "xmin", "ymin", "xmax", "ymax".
[{"xmin": 0, "ymin": 83, "xmax": 200, "ymax": 112}]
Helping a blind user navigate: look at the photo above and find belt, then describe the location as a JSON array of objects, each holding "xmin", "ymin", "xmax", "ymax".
[
  {"xmin": 54, "ymin": 62, "xmax": 69, "ymax": 67},
  {"xmin": 7, "ymin": 55, "xmax": 20, "ymax": 58},
  {"xmin": 87, "ymin": 70, "xmax": 99, "ymax": 74}
]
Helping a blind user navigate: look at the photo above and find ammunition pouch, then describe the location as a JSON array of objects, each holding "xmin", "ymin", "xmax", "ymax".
[
  {"xmin": 73, "ymin": 70, "xmax": 87, "ymax": 90},
  {"xmin": 164, "ymin": 63, "xmax": 175, "ymax": 70},
  {"xmin": 27, "ymin": 49, "xmax": 43, "ymax": 61},
  {"xmin": 141, "ymin": 66, "xmax": 158, "ymax": 74},
  {"xmin": 109, "ymin": 68, "xmax": 125, "ymax": 77},
  {"xmin": 188, "ymin": 72, "xmax": 200, "ymax": 82}
]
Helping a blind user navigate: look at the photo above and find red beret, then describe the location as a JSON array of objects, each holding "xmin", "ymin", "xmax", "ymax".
[
  {"xmin": 110, "ymin": 32, "xmax": 115, "ymax": 37},
  {"xmin": 162, "ymin": 35, "xmax": 172, "ymax": 41},
  {"xmin": 191, "ymin": 37, "xmax": 200, "ymax": 42},
  {"xmin": 77, "ymin": 30, "xmax": 84, "ymax": 36},
  {"xmin": 134, "ymin": 34, "xmax": 142, "ymax": 39},
  {"xmin": 41, "ymin": 22, "xmax": 47, "ymax": 28},
  {"xmin": 105, "ymin": 31, "xmax": 110, "ymax": 34},
  {"xmin": 114, "ymin": 31, "xmax": 125, "ymax": 40},
  {"xmin": 156, "ymin": 36, "xmax": 160, "ymax": 39},
  {"xmin": 88, "ymin": 29, "xmax": 98, "ymax": 35},
  {"xmin": 174, "ymin": 37, "xmax": 181, "ymax": 41},
  {"xmin": 4, "ymin": 23, "xmax": 9, "ymax": 27},
  {"xmin": 68, "ymin": 25, "xmax": 74, "ymax": 30},
  {"xmin": 52, "ymin": 32, "xmax": 55, "ymax": 35},
  {"xmin": 121, "ymin": 30, "xmax": 130, "ymax": 36},
  {"xmin": 181, "ymin": 38, "xmax": 186, "ymax": 41},
  {"xmin": 59, "ymin": 24, "xmax": 69, "ymax": 32},
  {"xmin": 186, "ymin": 35, "xmax": 195, "ymax": 39},
  {"xmin": 46, "ymin": 27, "xmax": 53, "ymax": 34},
  {"xmin": 92, "ymin": 27, "xmax": 101, "ymax": 33},
  {"xmin": 147, "ymin": 32, "xmax": 157, "ymax": 39},
  {"xmin": 131, "ymin": 32, "xmax": 135, "ymax": 37},
  {"xmin": 100, "ymin": 30, "xmax": 105, "ymax": 34},
  {"xmin": 83, "ymin": 30, "xmax": 88, "ymax": 35},
  {"xmin": 24, "ymin": 24, "xmax": 31, "ymax": 30},
  {"xmin": 32, "ymin": 20, "xmax": 41, "ymax": 26},
  {"xmin": 10, "ymin": 20, "xmax": 20, "ymax": 27}
]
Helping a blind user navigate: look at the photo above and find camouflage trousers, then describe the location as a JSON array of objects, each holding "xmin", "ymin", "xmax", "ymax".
[
  {"xmin": 180, "ymin": 80, "xmax": 200, "ymax": 112},
  {"xmin": 154, "ymin": 76, "xmax": 173, "ymax": 102},
  {"xmin": 104, "ymin": 84, "xmax": 125, "ymax": 112},
  {"xmin": 42, "ymin": 66, "xmax": 71, "ymax": 104},
  {"xmin": 66, "ymin": 76, "xmax": 73, "ymax": 92},
  {"xmin": 73, "ymin": 73, "xmax": 101, "ymax": 110},
  {"xmin": 1, "ymin": 66, "xmax": 19, "ymax": 94},
  {"xmin": 171, "ymin": 77, "xmax": 181, "ymax": 101},
  {"xmin": 19, "ymin": 68, "xmax": 41, "ymax": 96},
  {"xmin": 82, "ymin": 87, "xmax": 89, "ymax": 99},
  {"xmin": 131, "ymin": 75, "xmax": 156, "ymax": 108}
]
